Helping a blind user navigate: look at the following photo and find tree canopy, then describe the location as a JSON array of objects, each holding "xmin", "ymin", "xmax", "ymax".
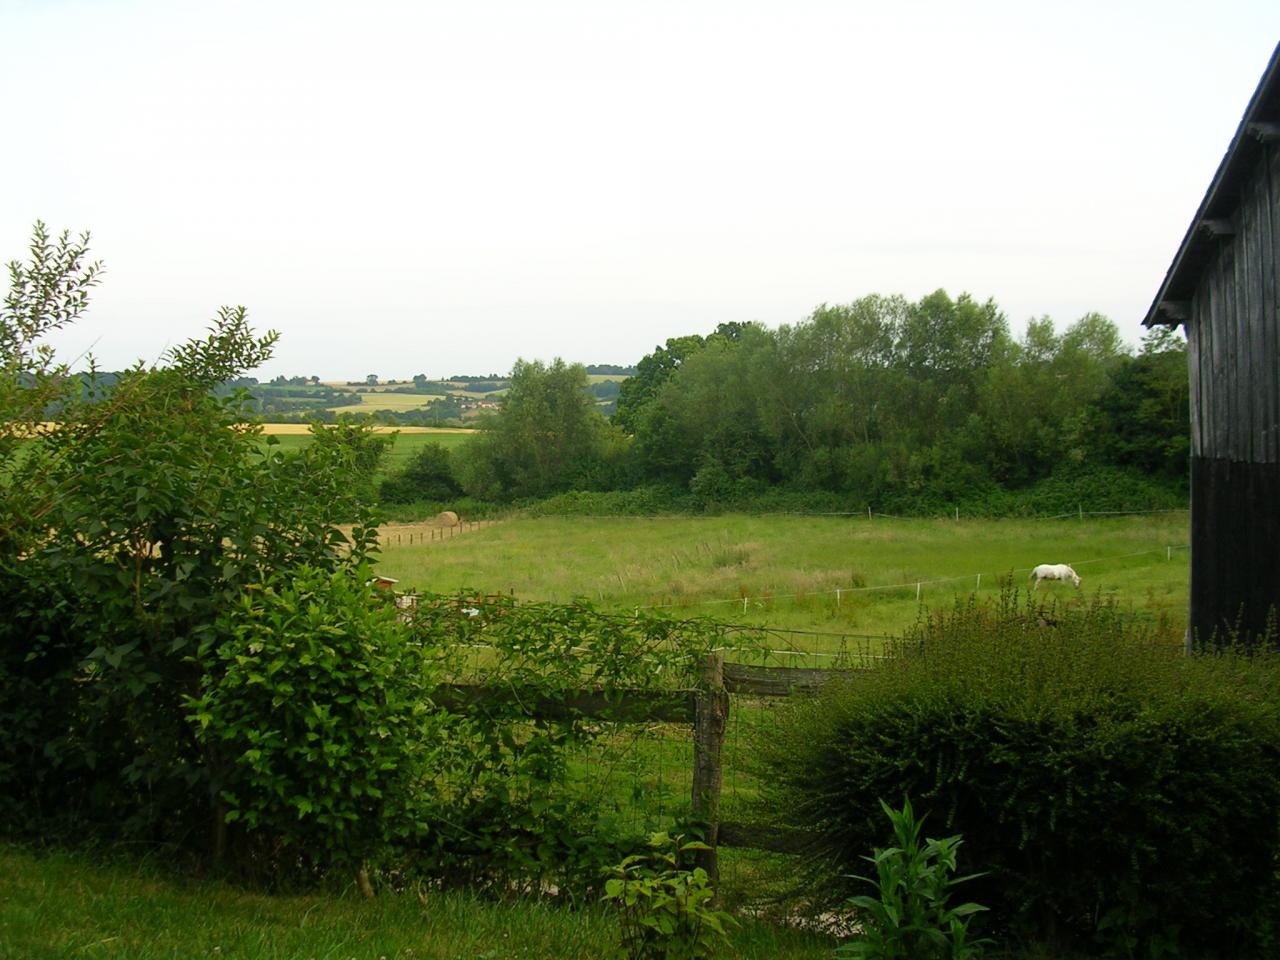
[{"xmin": 607, "ymin": 291, "xmax": 1186, "ymax": 509}]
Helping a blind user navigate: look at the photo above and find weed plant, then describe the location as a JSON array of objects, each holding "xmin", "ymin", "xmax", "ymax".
[
  {"xmin": 753, "ymin": 589, "xmax": 1280, "ymax": 958},
  {"xmin": 837, "ymin": 798, "xmax": 990, "ymax": 960},
  {"xmin": 602, "ymin": 830, "xmax": 736, "ymax": 959}
]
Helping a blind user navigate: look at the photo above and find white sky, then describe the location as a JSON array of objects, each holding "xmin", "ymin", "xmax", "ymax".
[{"xmin": 3, "ymin": 0, "xmax": 1278, "ymax": 380}]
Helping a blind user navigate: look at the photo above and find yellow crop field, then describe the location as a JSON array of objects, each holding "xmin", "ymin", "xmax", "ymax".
[{"xmin": 326, "ymin": 393, "xmax": 443, "ymax": 414}]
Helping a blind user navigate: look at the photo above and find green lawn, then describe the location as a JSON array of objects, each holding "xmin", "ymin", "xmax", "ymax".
[
  {"xmin": 0, "ymin": 846, "xmax": 833, "ymax": 960},
  {"xmin": 373, "ymin": 514, "xmax": 1190, "ymax": 646}
]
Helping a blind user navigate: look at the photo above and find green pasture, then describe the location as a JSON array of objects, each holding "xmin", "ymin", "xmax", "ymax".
[
  {"xmin": 0, "ymin": 847, "xmax": 831, "ymax": 960},
  {"xmin": 374, "ymin": 513, "xmax": 1191, "ymax": 649},
  {"xmin": 259, "ymin": 429, "xmax": 476, "ymax": 479}
]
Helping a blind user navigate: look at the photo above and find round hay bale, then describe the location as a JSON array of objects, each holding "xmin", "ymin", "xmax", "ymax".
[{"xmin": 433, "ymin": 510, "xmax": 460, "ymax": 528}]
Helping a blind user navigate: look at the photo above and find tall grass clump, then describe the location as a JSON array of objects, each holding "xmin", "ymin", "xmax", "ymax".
[{"xmin": 754, "ymin": 589, "xmax": 1280, "ymax": 959}]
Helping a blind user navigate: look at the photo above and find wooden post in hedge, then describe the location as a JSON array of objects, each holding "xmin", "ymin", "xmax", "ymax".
[{"xmin": 691, "ymin": 651, "xmax": 727, "ymax": 882}]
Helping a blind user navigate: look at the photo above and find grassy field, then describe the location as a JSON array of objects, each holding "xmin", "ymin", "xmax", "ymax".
[
  {"xmin": 258, "ymin": 426, "xmax": 477, "ymax": 480},
  {"xmin": 0, "ymin": 847, "xmax": 832, "ymax": 960},
  {"xmin": 327, "ymin": 393, "xmax": 449, "ymax": 414},
  {"xmin": 373, "ymin": 513, "xmax": 1191, "ymax": 647}
]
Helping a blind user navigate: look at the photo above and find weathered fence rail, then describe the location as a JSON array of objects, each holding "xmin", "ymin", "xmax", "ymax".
[
  {"xmin": 380, "ymin": 519, "xmax": 490, "ymax": 546},
  {"xmin": 434, "ymin": 653, "xmax": 859, "ymax": 878}
]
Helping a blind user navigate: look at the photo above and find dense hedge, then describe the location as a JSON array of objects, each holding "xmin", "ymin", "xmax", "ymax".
[
  {"xmin": 877, "ymin": 464, "xmax": 1188, "ymax": 519},
  {"xmin": 754, "ymin": 593, "xmax": 1280, "ymax": 959},
  {"xmin": 496, "ymin": 466, "xmax": 1187, "ymax": 519}
]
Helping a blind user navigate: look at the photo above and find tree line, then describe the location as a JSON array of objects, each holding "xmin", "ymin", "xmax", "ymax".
[{"xmin": 388, "ymin": 291, "xmax": 1188, "ymax": 513}]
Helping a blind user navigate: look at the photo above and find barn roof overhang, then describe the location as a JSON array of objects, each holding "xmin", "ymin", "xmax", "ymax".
[{"xmin": 1144, "ymin": 43, "xmax": 1280, "ymax": 328}]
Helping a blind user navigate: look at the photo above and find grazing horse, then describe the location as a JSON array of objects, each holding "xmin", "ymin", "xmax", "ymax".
[{"xmin": 1029, "ymin": 563, "xmax": 1081, "ymax": 589}]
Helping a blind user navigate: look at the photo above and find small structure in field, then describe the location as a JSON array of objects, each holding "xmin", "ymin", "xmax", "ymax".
[{"xmin": 1143, "ymin": 43, "xmax": 1280, "ymax": 647}]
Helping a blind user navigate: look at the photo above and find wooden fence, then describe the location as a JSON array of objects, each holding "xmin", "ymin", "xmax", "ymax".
[
  {"xmin": 380, "ymin": 520, "xmax": 489, "ymax": 546},
  {"xmin": 435, "ymin": 652, "xmax": 850, "ymax": 880}
]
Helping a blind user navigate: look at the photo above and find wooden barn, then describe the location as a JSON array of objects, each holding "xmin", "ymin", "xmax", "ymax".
[{"xmin": 1144, "ymin": 42, "xmax": 1280, "ymax": 647}]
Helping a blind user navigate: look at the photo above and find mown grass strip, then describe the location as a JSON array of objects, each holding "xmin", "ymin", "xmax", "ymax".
[{"xmin": 0, "ymin": 846, "xmax": 833, "ymax": 960}]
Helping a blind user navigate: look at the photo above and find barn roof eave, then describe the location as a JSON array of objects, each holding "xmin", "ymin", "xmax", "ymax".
[{"xmin": 1142, "ymin": 42, "xmax": 1280, "ymax": 329}]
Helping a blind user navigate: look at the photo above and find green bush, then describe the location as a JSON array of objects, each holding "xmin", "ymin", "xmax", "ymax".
[
  {"xmin": 468, "ymin": 466, "xmax": 1185, "ymax": 521},
  {"xmin": 877, "ymin": 464, "xmax": 1187, "ymax": 519},
  {"xmin": 397, "ymin": 594, "xmax": 749, "ymax": 900},
  {"xmin": 378, "ymin": 441, "xmax": 462, "ymax": 504},
  {"xmin": 188, "ymin": 565, "xmax": 447, "ymax": 880},
  {"xmin": 0, "ymin": 226, "xmax": 392, "ymax": 857},
  {"xmin": 754, "ymin": 592, "xmax": 1280, "ymax": 959},
  {"xmin": 525, "ymin": 484, "xmax": 698, "ymax": 516}
]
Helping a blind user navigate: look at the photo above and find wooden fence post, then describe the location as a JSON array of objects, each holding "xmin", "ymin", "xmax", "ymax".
[{"xmin": 692, "ymin": 651, "xmax": 727, "ymax": 883}]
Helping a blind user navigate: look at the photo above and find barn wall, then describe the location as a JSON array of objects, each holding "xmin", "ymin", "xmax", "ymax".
[
  {"xmin": 1190, "ymin": 457, "xmax": 1280, "ymax": 642},
  {"xmin": 1186, "ymin": 141, "xmax": 1280, "ymax": 462},
  {"xmin": 1185, "ymin": 140, "xmax": 1280, "ymax": 645}
]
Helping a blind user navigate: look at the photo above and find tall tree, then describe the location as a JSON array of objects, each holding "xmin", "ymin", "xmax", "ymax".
[
  {"xmin": 631, "ymin": 324, "xmax": 777, "ymax": 493},
  {"xmin": 765, "ymin": 296, "xmax": 907, "ymax": 488},
  {"xmin": 1086, "ymin": 326, "xmax": 1189, "ymax": 479},
  {"xmin": 458, "ymin": 358, "xmax": 623, "ymax": 499},
  {"xmin": 613, "ymin": 334, "xmax": 707, "ymax": 433}
]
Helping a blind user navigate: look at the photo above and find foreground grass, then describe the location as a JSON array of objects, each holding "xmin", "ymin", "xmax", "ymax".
[
  {"xmin": 374, "ymin": 514, "xmax": 1190, "ymax": 642},
  {"xmin": 0, "ymin": 846, "xmax": 832, "ymax": 960}
]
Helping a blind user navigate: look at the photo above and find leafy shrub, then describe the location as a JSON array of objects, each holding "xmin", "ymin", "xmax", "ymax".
[
  {"xmin": 495, "ymin": 466, "xmax": 1184, "ymax": 521},
  {"xmin": 837, "ymin": 798, "xmax": 990, "ymax": 960},
  {"xmin": 379, "ymin": 441, "xmax": 462, "ymax": 504},
  {"xmin": 602, "ymin": 830, "xmax": 736, "ymax": 960},
  {"xmin": 408, "ymin": 788, "xmax": 643, "ymax": 904},
  {"xmin": 522, "ymin": 484, "xmax": 699, "ymax": 516},
  {"xmin": 0, "ymin": 230, "xmax": 390, "ymax": 856},
  {"xmin": 877, "ymin": 464, "xmax": 1186, "ymax": 519},
  {"xmin": 188, "ymin": 565, "xmax": 446, "ymax": 880},
  {"xmin": 398, "ymin": 594, "xmax": 756, "ymax": 900},
  {"xmin": 754, "ymin": 591, "xmax": 1280, "ymax": 958}
]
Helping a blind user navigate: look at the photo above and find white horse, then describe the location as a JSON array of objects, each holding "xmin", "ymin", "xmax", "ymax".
[{"xmin": 1029, "ymin": 563, "xmax": 1081, "ymax": 589}]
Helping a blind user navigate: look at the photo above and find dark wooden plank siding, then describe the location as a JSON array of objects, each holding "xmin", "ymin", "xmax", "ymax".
[
  {"xmin": 1240, "ymin": 184, "xmax": 1259, "ymax": 460},
  {"xmin": 1223, "ymin": 242, "xmax": 1240, "ymax": 456},
  {"xmin": 1187, "ymin": 301, "xmax": 1204, "ymax": 455},
  {"xmin": 1186, "ymin": 141, "xmax": 1280, "ymax": 463},
  {"xmin": 1186, "ymin": 139, "xmax": 1280, "ymax": 646},
  {"xmin": 1268, "ymin": 147, "xmax": 1280, "ymax": 460},
  {"xmin": 1191, "ymin": 456, "xmax": 1280, "ymax": 643}
]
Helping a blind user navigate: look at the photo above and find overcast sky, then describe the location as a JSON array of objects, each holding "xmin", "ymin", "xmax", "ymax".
[{"xmin": 3, "ymin": 1, "xmax": 1278, "ymax": 380}]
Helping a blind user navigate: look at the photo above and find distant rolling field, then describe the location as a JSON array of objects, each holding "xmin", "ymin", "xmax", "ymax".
[
  {"xmin": 373, "ymin": 513, "xmax": 1191, "ymax": 653},
  {"xmin": 326, "ymin": 393, "xmax": 444, "ymax": 414},
  {"xmin": 258, "ymin": 425, "xmax": 476, "ymax": 478}
]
